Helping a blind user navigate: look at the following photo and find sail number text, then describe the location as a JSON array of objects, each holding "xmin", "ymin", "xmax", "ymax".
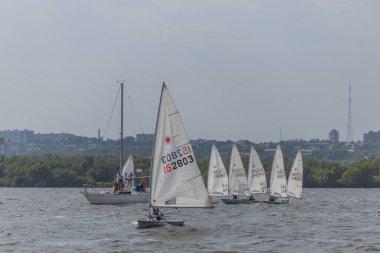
[{"xmin": 162, "ymin": 145, "xmax": 194, "ymax": 174}]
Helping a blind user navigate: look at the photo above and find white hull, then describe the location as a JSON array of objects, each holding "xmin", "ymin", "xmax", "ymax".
[
  {"xmin": 209, "ymin": 195, "xmax": 227, "ymax": 204},
  {"xmin": 133, "ymin": 219, "xmax": 184, "ymax": 229},
  {"xmin": 82, "ymin": 191, "xmax": 149, "ymax": 204}
]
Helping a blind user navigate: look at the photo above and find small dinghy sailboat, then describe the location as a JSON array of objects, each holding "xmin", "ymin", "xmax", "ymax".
[
  {"xmin": 207, "ymin": 144, "xmax": 229, "ymax": 203},
  {"xmin": 247, "ymin": 146, "xmax": 268, "ymax": 201},
  {"xmin": 133, "ymin": 83, "xmax": 212, "ymax": 229},
  {"xmin": 264, "ymin": 145, "xmax": 289, "ymax": 204},
  {"xmin": 221, "ymin": 144, "xmax": 251, "ymax": 204},
  {"xmin": 287, "ymin": 150, "xmax": 303, "ymax": 200}
]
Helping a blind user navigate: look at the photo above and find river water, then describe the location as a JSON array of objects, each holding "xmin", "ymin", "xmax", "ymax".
[{"xmin": 1, "ymin": 188, "xmax": 380, "ymax": 253}]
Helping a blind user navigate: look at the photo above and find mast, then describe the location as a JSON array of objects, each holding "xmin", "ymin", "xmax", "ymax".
[
  {"xmin": 149, "ymin": 82, "xmax": 166, "ymax": 206},
  {"xmin": 118, "ymin": 80, "xmax": 125, "ymax": 170}
]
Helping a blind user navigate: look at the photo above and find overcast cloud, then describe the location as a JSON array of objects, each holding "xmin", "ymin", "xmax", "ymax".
[{"xmin": 0, "ymin": 0, "xmax": 379, "ymax": 142}]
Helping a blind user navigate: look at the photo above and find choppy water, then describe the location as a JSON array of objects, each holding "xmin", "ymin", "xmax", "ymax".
[{"xmin": 1, "ymin": 188, "xmax": 380, "ymax": 253}]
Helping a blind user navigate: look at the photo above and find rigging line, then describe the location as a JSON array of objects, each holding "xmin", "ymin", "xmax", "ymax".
[
  {"xmin": 87, "ymin": 86, "xmax": 121, "ymax": 184},
  {"xmin": 125, "ymin": 86, "xmax": 145, "ymax": 134}
]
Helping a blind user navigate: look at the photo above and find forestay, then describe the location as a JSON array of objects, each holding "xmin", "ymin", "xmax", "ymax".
[
  {"xmin": 269, "ymin": 145, "xmax": 288, "ymax": 198},
  {"xmin": 207, "ymin": 144, "xmax": 228, "ymax": 196},
  {"xmin": 247, "ymin": 146, "xmax": 268, "ymax": 194},
  {"xmin": 287, "ymin": 151, "xmax": 303, "ymax": 199},
  {"xmin": 150, "ymin": 83, "xmax": 212, "ymax": 208},
  {"xmin": 228, "ymin": 144, "xmax": 249, "ymax": 196}
]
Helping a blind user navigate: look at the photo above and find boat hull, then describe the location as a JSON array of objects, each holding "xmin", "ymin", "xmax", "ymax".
[
  {"xmin": 133, "ymin": 219, "xmax": 185, "ymax": 229},
  {"xmin": 262, "ymin": 198, "xmax": 289, "ymax": 204},
  {"xmin": 81, "ymin": 191, "xmax": 149, "ymax": 204},
  {"xmin": 220, "ymin": 198, "xmax": 259, "ymax": 204}
]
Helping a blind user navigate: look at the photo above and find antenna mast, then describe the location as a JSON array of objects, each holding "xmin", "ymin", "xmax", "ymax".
[{"xmin": 346, "ymin": 84, "xmax": 353, "ymax": 144}]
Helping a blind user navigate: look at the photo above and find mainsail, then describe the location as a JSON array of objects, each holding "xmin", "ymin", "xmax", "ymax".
[
  {"xmin": 287, "ymin": 151, "xmax": 303, "ymax": 199},
  {"xmin": 228, "ymin": 144, "xmax": 249, "ymax": 196},
  {"xmin": 207, "ymin": 144, "xmax": 228, "ymax": 196},
  {"xmin": 247, "ymin": 146, "xmax": 268, "ymax": 194},
  {"xmin": 269, "ymin": 145, "xmax": 288, "ymax": 198},
  {"xmin": 150, "ymin": 83, "xmax": 212, "ymax": 208}
]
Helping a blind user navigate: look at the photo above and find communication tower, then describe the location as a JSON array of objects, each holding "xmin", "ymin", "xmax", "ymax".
[{"xmin": 346, "ymin": 84, "xmax": 353, "ymax": 144}]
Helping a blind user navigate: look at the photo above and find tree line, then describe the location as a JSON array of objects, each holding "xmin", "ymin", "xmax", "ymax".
[{"xmin": 0, "ymin": 154, "xmax": 380, "ymax": 187}]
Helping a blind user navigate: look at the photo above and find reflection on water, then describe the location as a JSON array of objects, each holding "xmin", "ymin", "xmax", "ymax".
[{"xmin": 1, "ymin": 188, "xmax": 380, "ymax": 252}]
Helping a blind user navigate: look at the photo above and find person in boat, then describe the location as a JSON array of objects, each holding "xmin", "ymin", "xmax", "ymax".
[
  {"xmin": 117, "ymin": 169, "xmax": 123, "ymax": 184},
  {"xmin": 125, "ymin": 172, "xmax": 135, "ymax": 189},
  {"xmin": 149, "ymin": 206, "xmax": 165, "ymax": 221},
  {"xmin": 248, "ymin": 194, "xmax": 255, "ymax": 201},
  {"xmin": 269, "ymin": 195, "xmax": 277, "ymax": 202},
  {"xmin": 232, "ymin": 194, "xmax": 238, "ymax": 199},
  {"xmin": 139, "ymin": 178, "xmax": 145, "ymax": 192},
  {"xmin": 112, "ymin": 167, "xmax": 125, "ymax": 192}
]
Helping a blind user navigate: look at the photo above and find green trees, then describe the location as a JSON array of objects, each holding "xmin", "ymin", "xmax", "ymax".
[{"xmin": 1, "ymin": 154, "xmax": 380, "ymax": 187}]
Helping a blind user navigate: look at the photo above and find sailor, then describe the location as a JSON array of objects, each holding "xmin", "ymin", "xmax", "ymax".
[
  {"xmin": 126, "ymin": 172, "xmax": 134, "ymax": 189},
  {"xmin": 248, "ymin": 194, "xmax": 255, "ymax": 201},
  {"xmin": 269, "ymin": 195, "xmax": 276, "ymax": 201},
  {"xmin": 116, "ymin": 168, "xmax": 123, "ymax": 183},
  {"xmin": 232, "ymin": 194, "xmax": 238, "ymax": 199},
  {"xmin": 149, "ymin": 206, "xmax": 165, "ymax": 221}
]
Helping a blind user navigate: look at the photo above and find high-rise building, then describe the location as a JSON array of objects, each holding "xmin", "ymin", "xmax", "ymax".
[
  {"xmin": 329, "ymin": 129, "xmax": 339, "ymax": 144},
  {"xmin": 0, "ymin": 137, "xmax": 5, "ymax": 155},
  {"xmin": 363, "ymin": 131, "xmax": 380, "ymax": 145},
  {"xmin": 0, "ymin": 129, "xmax": 34, "ymax": 144}
]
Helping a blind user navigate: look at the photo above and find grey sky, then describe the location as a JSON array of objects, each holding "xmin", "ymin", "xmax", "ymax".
[{"xmin": 1, "ymin": 0, "xmax": 379, "ymax": 143}]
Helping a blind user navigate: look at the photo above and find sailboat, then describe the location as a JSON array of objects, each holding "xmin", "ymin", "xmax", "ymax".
[
  {"xmin": 287, "ymin": 150, "xmax": 303, "ymax": 199},
  {"xmin": 82, "ymin": 81, "xmax": 149, "ymax": 204},
  {"xmin": 265, "ymin": 144, "xmax": 289, "ymax": 204},
  {"xmin": 247, "ymin": 146, "xmax": 268, "ymax": 199},
  {"xmin": 134, "ymin": 82, "xmax": 212, "ymax": 229},
  {"xmin": 207, "ymin": 144, "xmax": 228, "ymax": 203},
  {"xmin": 221, "ymin": 144, "xmax": 250, "ymax": 204}
]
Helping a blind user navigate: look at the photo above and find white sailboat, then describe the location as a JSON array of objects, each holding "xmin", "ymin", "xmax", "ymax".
[
  {"xmin": 287, "ymin": 150, "xmax": 303, "ymax": 199},
  {"xmin": 207, "ymin": 144, "xmax": 228, "ymax": 202},
  {"xmin": 266, "ymin": 144, "xmax": 289, "ymax": 204},
  {"xmin": 247, "ymin": 146, "xmax": 268, "ymax": 197},
  {"xmin": 134, "ymin": 82, "xmax": 212, "ymax": 229},
  {"xmin": 82, "ymin": 81, "xmax": 149, "ymax": 204},
  {"xmin": 221, "ymin": 144, "xmax": 249, "ymax": 204}
]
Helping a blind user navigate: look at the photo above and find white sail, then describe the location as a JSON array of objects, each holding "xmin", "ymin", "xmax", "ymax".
[
  {"xmin": 150, "ymin": 83, "xmax": 212, "ymax": 208},
  {"xmin": 287, "ymin": 151, "xmax": 303, "ymax": 199},
  {"xmin": 247, "ymin": 146, "xmax": 268, "ymax": 194},
  {"xmin": 269, "ymin": 145, "xmax": 288, "ymax": 198},
  {"xmin": 207, "ymin": 144, "xmax": 228, "ymax": 196},
  {"xmin": 228, "ymin": 144, "xmax": 249, "ymax": 196},
  {"xmin": 121, "ymin": 155, "xmax": 134, "ymax": 176}
]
